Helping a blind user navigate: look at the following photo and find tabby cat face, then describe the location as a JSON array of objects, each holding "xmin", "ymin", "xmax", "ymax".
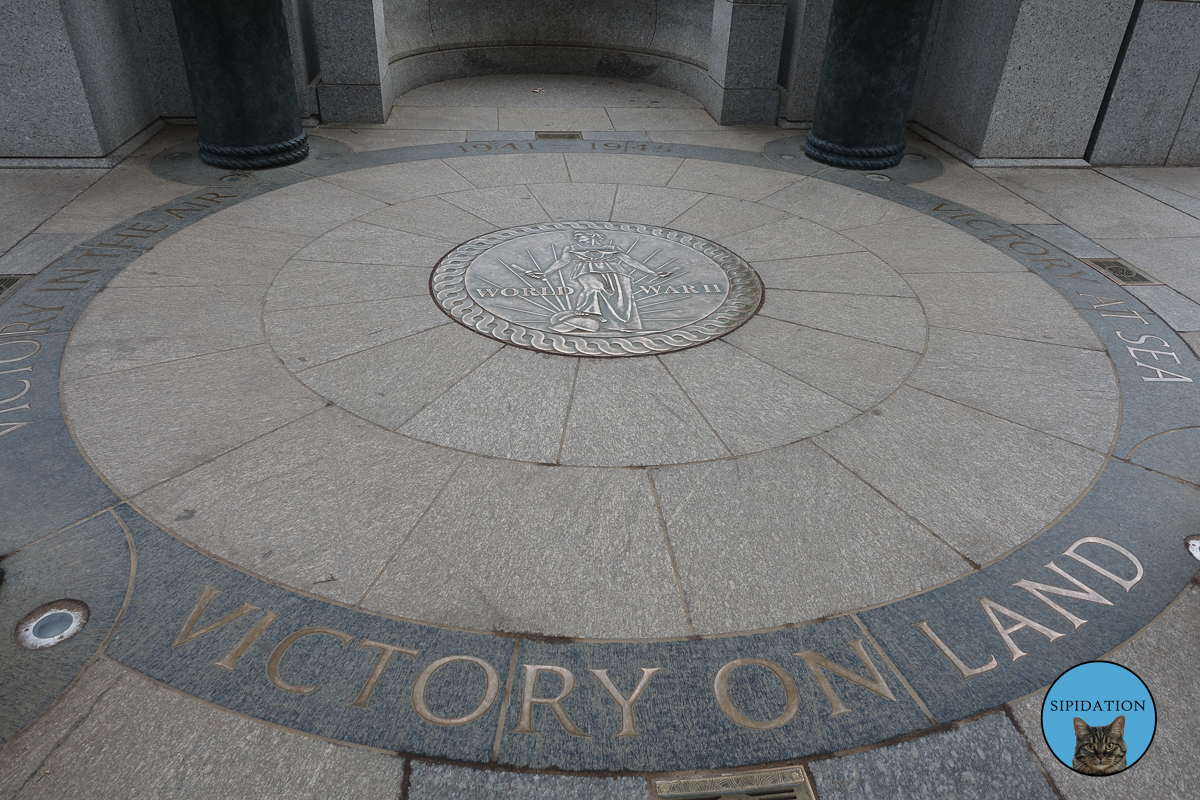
[{"xmin": 1072, "ymin": 715, "xmax": 1128, "ymax": 775}]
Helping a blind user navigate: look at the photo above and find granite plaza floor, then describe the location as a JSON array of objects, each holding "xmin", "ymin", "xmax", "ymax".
[{"xmin": 2, "ymin": 75, "xmax": 1199, "ymax": 799}]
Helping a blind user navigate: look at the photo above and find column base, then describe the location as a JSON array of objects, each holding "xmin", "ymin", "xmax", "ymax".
[
  {"xmin": 198, "ymin": 132, "xmax": 309, "ymax": 170},
  {"xmin": 804, "ymin": 132, "xmax": 904, "ymax": 170}
]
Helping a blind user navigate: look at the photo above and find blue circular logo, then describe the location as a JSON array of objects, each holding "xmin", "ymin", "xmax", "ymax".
[{"xmin": 1041, "ymin": 661, "xmax": 1155, "ymax": 776}]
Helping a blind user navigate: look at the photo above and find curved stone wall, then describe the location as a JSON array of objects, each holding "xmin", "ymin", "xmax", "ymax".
[
  {"xmin": 379, "ymin": 0, "xmax": 716, "ymax": 114},
  {"xmin": 384, "ymin": 0, "xmax": 711, "ymax": 67}
]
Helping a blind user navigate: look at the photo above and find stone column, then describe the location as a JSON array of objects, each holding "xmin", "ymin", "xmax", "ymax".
[
  {"xmin": 1088, "ymin": 0, "xmax": 1200, "ymax": 166},
  {"xmin": 706, "ymin": 0, "xmax": 788, "ymax": 125},
  {"xmin": 310, "ymin": 0, "xmax": 391, "ymax": 124},
  {"xmin": 911, "ymin": 0, "xmax": 1134, "ymax": 164},
  {"xmin": 805, "ymin": 0, "xmax": 935, "ymax": 169},
  {"xmin": 170, "ymin": 0, "xmax": 308, "ymax": 169}
]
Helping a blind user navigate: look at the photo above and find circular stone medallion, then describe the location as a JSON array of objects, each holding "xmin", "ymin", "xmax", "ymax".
[{"xmin": 431, "ymin": 221, "xmax": 762, "ymax": 356}]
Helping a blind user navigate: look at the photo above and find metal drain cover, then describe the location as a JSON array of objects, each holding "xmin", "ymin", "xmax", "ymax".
[
  {"xmin": 432, "ymin": 221, "xmax": 763, "ymax": 356},
  {"xmin": 1080, "ymin": 257, "xmax": 1160, "ymax": 285},
  {"xmin": 535, "ymin": 131, "xmax": 583, "ymax": 139},
  {"xmin": 0, "ymin": 274, "xmax": 30, "ymax": 306},
  {"xmin": 655, "ymin": 766, "xmax": 813, "ymax": 800}
]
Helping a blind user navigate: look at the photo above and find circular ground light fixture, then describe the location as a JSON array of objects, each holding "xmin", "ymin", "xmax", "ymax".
[{"xmin": 14, "ymin": 599, "xmax": 89, "ymax": 650}]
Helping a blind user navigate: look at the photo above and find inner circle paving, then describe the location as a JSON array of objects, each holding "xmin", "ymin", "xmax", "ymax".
[
  {"xmin": 260, "ymin": 195, "xmax": 926, "ymax": 469},
  {"xmin": 3, "ymin": 135, "xmax": 1199, "ymax": 776},
  {"xmin": 64, "ymin": 155, "xmax": 1107, "ymax": 625}
]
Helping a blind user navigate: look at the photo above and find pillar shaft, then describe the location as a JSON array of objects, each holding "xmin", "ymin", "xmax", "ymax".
[
  {"xmin": 170, "ymin": 0, "xmax": 308, "ymax": 169},
  {"xmin": 806, "ymin": 0, "xmax": 935, "ymax": 169}
]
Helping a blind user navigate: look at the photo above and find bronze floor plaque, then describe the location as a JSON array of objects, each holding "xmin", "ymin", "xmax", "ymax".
[{"xmin": 431, "ymin": 221, "xmax": 763, "ymax": 356}]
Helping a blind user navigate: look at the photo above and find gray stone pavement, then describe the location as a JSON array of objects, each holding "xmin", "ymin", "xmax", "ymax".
[{"xmin": 1, "ymin": 75, "xmax": 1198, "ymax": 798}]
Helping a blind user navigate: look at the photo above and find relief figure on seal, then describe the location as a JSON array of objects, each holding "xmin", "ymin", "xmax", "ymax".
[{"xmin": 526, "ymin": 230, "xmax": 672, "ymax": 334}]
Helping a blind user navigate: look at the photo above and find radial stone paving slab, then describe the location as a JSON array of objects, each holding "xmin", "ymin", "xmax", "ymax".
[{"xmin": 2, "ymin": 131, "xmax": 1198, "ymax": 789}]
